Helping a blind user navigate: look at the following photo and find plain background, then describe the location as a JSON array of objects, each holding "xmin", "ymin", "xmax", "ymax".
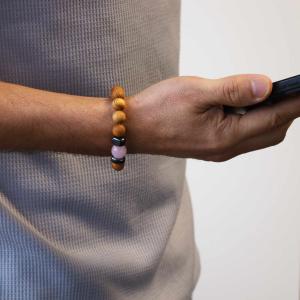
[{"xmin": 180, "ymin": 0, "xmax": 300, "ymax": 299}]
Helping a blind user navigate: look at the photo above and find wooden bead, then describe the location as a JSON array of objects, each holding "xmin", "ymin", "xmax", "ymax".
[
  {"xmin": 112, "ymin": 98, "xmax": 126, "ymax": 110},
  {"xmin": 112, "ymin": 124, "xmax": 126, "ymax": 137},
  {"xmin": 111, "ymin": 86, "xmax": 125, "ymax": 99},
  {"xmin": 111, "ymin": 85, "xmax": 126, "ymax": 171},
  {"xmin": 112, "ymin": 110, "xmax": 126, "ymax": 124},
  {"xmin": 112, "ymin": 162, "xmax": 124, "ymax": 171}
]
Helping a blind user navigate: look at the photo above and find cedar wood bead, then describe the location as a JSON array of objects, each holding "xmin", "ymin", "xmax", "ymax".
[
  {"xmin": 112, "ymin": 98, "xmax": 126, "ymax": 110},
  {"xmin": 111, "ymin": 85, "xmax": 126, "ymax": 171},
  {"xmin": 112, "ymin": 162, "xmax": 124, "ymax": 171},
  {"xmin": 112, "ymin": 110, "xmax": 126, "ymax": 124},
  {"xmin": 111, "ymin": 86, "xmax": 125, "ymax": 99},
  {"xmin": 112, "ymin": 124, "xmax": 126, "ymax": 137}
]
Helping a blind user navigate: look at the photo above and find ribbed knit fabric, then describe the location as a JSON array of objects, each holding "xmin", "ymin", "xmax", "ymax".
[{"xmin": 0, "ymin": 1, "xmax": 200, "ymax": 299}]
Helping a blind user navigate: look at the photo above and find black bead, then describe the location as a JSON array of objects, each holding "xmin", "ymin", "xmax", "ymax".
[
  {"xmin": 112, "ymin": 136, "xmax": 126, "ymax": 146},
  {"xmin": 111, "ymin": 156, "xmax": 125, "ymax": 164}
]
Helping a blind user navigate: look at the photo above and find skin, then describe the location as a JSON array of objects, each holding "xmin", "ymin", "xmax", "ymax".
[
  {"xmin": 0, "ymin": 80, "xmax": 113, "ymax": 155},
  {"xmin": 0, "ymin": 74, "xmax": 297, "ymax": 162},
  {"xmin": 128, "ymin": 74, "xmax": 296, "ymax": 162}
]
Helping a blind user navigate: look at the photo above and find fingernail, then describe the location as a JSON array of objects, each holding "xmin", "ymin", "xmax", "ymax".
[{"xmin": 251, "ymin": 78, "xmax": 271, "ymax": 101}]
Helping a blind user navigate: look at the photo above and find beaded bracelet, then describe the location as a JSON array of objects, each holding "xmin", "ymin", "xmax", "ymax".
[{"xmin": 111, "ymin": 85, "xmax": 127, "ymax": 171}]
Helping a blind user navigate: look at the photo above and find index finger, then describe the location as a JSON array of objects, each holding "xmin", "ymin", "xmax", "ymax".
[{"xmin": 235, "ymin": 95, "xmax": 300, "ymax": 140}]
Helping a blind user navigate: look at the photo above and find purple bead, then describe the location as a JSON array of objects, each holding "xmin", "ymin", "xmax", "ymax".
[{"xmin": 111, "ymin": 145, "xmax": 127, "ymax": 159}]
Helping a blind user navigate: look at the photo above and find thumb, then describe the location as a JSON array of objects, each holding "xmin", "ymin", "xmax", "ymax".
[{"xmin": 200, "ymin": 74, "xmax": 272, "ymax": 107}]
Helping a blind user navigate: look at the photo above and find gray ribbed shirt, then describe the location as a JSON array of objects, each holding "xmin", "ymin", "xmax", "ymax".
[{"xmin": 0, "ymin": 1, "xmax": 200, "ymax": 299}]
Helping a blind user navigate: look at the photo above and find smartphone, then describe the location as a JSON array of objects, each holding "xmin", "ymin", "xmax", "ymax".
[{"xmin": 223, "ymin": 74, "xmax": 300, "ymax": 115}]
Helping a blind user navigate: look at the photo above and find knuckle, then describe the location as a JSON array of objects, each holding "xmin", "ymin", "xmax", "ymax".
[
  {"xmin": 271, "ymin": 134, "xmax": 285, "ymax": 147},
  {"xmin": 205, "ymin": 138, "xmax": 220, "ymax": 155},
  {"xmin": 279, "ymin": 132, "xmax": 287, "ymax": 143},
  {"xmin": 211, "ymin": 156, "xmax": 224, "ymax": 162},
  {"xmin": 214, "ymin": 117, "xmax": 237, "ymax": 150},
  {"xmin": 208, "ymin": 152, "xmax": 233, "ymax": 163},
  {"xmin": 221, "ymin": 79, "xmax": 241, "ymax": 104},
  {"xmin": 204, "ymin": 117, "xmax": 238, "ymax": 156},
  {"xmin": 206, "ymin": 153, "xmax": 223, "ymax": 162},
  {"xmin": 206, "ymin": 133, "xmax": 232, "ymax": 156},
  {"xmin": 269, "ymin": 112, "xmax": 285, "ymax": 128},
  {"xmin": 205, "ymin": 132, "xmax": 226, "ymax": 155},
  {"xmin": 213, "ymin": 155, "xmax": 227, "ymax": 162}
]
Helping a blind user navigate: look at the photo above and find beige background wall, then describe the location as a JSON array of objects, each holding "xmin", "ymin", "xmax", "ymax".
[{"xmin": 180, "ymin": 0, "xmax": 300, "ymax": 299}]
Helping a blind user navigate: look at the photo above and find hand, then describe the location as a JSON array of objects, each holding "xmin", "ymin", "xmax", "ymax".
[{"xmin": 127, "ymin": 74, "xmax": 297, "ymax": 162}]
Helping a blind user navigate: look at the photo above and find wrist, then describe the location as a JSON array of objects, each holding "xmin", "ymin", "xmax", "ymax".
[
  {"xmin": 124, "ymin": 94, "xmax": 143, "ymax": 154},
  {"xmin": 88, "ymin": 97, "xmax": 113, "ymax": 156},
  {"xmin": 91, "ymin": 92, "xmax": 154, "ymax": 156},
  {"xmin": 89, "ymin": 94, "xmax": 142, "ymax": 156},
  {"xmin": 125, "ymin": 93, "xmax": 159, "ymax": 155}
]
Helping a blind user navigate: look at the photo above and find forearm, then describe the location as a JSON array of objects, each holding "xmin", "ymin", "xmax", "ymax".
[{"xmin": 0, "ymin": 81, "xmax": 129, "ymax": 156}]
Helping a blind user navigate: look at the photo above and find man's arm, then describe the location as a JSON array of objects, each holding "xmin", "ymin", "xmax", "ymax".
[
  {"xmin": 1, "ymin": 74, "xmax": 298, "ymax": 162},
  {"xmin": 0, "ymin": 80, "xmax": 129, "ymax": 156}
]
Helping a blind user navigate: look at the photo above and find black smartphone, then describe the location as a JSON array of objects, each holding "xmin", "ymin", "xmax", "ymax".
[{"xmin": 223, "ymin": 74, "xmax": 300, "ymax": 115}]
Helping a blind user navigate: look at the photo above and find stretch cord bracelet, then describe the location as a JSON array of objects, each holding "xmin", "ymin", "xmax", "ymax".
[{"xmin": 111, "ymin": 85, "xmax": 127, "ymax": 171}]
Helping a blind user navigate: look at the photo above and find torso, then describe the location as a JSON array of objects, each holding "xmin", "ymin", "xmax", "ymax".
[{"xmin": 0, "ymin": 1, "xmax": 200, "ymax": 299}]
